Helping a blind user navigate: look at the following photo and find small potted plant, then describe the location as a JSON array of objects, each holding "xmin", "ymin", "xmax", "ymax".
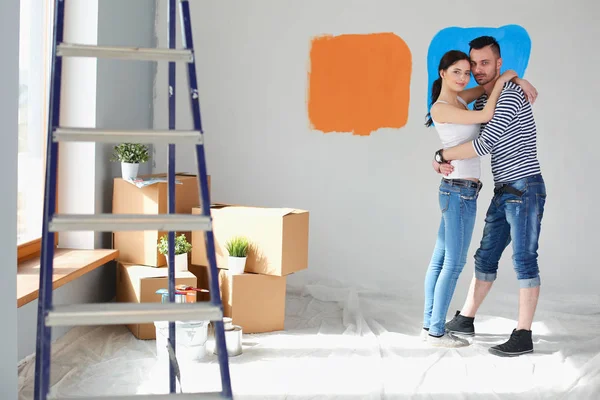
[
  {"xmin": 224, "ymin": 236, "xmax": 249, "ymax": 275},
  {"xmin": 158, "ymin": 233, "xmax": 192, "ymax": 272},
  {"xmin": 110, "ymin": 143, "xmax": 150, "ymax": 179}
]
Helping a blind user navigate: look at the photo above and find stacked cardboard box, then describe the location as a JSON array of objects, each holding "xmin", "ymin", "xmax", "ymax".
[
  {"xmin": 112, "ymin": 173, "xmax": 209, "ymax": 267},
  {"xmin": 112, "ymin": 173, "xmax": 208, "ymax": 339},
  {"xmin": 111, "ymin": 173, "xmax": 310, "ymax": 337},
  {"xmin": 190, "ymin": 204, "xmax": 310, "ymax": 333},
  {"xmin": 116, "ymin": 262, "xmax": 197, "ymax": 339}
]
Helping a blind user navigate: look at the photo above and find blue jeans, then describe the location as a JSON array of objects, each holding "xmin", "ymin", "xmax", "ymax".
[
  {"xmin": 423, "ymin": 179, "xmax": 481, "ymax": 336},
  {"xmin": 474, "ymin": 174, "xmax": 546, "ymax": 288}
]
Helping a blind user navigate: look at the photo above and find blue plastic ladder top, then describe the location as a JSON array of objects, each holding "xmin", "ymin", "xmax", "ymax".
[{"xmin": 33, "ymin": 0, "xmax": 233, "ymax": 399}]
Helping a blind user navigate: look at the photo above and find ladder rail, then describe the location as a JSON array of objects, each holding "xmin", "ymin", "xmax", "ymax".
[
  {"xmin": 56, "ymin": 43, "xmax": 193, "ymax": 63},
  {"xmin": 181, "ymin": 1, "xmax": 233, "ymax": 397},
  {"xmin": 167, "ymin": 0, "xmax": 178, "ymax": 394},
  {"xmin": 35, "ymin": 1, "xmax": 65, "ymax": 399},
  {"xmin": 34, "ymin": 0, "xmax": 234, "ymax": 398},
  {"xmin": 52, "ymin": 128, "xmax": 204, "ymax": 144}
]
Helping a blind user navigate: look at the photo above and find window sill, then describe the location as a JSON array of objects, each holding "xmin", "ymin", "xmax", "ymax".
[{"xmin": 17, "ymin": 248, "xmax": 119, "ymax": 308}]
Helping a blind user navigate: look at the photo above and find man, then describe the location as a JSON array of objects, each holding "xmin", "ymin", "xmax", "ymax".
[{"xmin": 433, "ymin": 36, "xmax": 546, "ymax": 357}]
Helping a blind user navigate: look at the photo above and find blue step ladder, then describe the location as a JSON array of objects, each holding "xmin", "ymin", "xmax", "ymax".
[{"xmin": 33, "ymin": 1, "xmax": 233, "ymax": 399}]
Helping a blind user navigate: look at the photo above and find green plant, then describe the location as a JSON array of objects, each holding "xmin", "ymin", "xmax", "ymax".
[
  {"xmin": 158, "ymin": 233, "xmax": 192, "ymax": 255},
  {"xmin": 225, "ymin": 236, "xmax": 249, "ymax": 258},
  {"xmin": 110, "ymin": 143, "xmax": 150, "ymax": 164}
]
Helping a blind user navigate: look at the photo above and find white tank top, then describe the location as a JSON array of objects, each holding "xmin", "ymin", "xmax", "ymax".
[{"xmin": 432, "ymin": 96, "xmax": 481, "ymax": 180}]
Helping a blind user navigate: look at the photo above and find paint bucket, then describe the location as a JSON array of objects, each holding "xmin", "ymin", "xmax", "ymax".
[
  {"xmin": 154, "ymin": 320, "xmax": 209, "ymax": 361},
  {"xmin": 156, "ymin": 288, "xmax": 195, "ymax": 304},
  {"xmin": 213, "ymin": 324, "xmax": 243, "ymax": 357}
]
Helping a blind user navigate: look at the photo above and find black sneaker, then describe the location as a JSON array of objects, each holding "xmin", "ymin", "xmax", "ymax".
[
  {"xmin": 489, "ymin": 329, "xmax": 533, "ymax": 357},
  {"xmin": 445, "ymin": 310, "xmax": 475, "ymax": 336}
]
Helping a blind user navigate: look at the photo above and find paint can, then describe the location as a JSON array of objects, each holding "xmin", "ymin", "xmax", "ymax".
[{"xmin": 213, "ymin": 324, "xmax": 243, "ymax": 357}]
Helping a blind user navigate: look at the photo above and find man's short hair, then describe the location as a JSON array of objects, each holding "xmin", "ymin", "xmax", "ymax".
[{"xmin": 469, "ymin": 36, "xmax": 501, "ymax": 58}]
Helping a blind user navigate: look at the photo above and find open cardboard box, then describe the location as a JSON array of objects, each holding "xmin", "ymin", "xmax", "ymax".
[
  {"xmin": 191, "ymin": 204, "xmax": 309, "ymax": 276},
  {"xmin": 116, "ymin": 262, "xmax": 197, "ymax": 339}
]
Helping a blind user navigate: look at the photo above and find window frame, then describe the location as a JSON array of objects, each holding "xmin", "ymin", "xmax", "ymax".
[{"xmin": 17, "ymin": 1, "xmax": 56, "ymax": 264}]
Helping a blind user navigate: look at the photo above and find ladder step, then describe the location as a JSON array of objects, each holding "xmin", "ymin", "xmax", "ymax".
[
  {"xmin": 53, "ymin": 128, "xmax": 204, "ymax": 145},
  {"xmin": 50, "ymin": 214, "xmax": 212, "ymax": 232},
  {"xmin": 56, "ymin": 43, "xmax": 193, "ymax": 62},
  {"xmin": 52, "ymin": 393, "xmax": 227, "ymax": 400},
  {"xmin": 46, "ymin": 302, "xmax": 223, "ymax": 327},
  {"xmin": 51, "ymin": 394, "xmax": 227, "ymax": 400}
]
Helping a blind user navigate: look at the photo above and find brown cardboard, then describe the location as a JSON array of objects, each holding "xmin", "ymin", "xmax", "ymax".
[
  {"xmin": 188, "ymin": 264, "xmax": 211, "ymax": 302},
  {"xmin": 112, "ymin": 174, "xmax": 209, "ymax": 267},
  {"xmin": 116, "ymin": 262, "xmax": 197, "ymax": 339},
  {"xmin": 219, "ymin": 270, "xmax": 286, "ymax": 333},
  {"xmin": 191, "ymin": 205, "xmax": 309, "ymax": 276}
]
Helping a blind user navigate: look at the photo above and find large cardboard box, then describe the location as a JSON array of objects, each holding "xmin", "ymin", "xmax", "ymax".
[
  {"xmin": 219, "ymin": 270, "xmax": 286, "ymax": 333},
  {"xmin": 116, "ymin": 262, "xmax": 197, "ymax": 339},
  {"xmin": 112, "ymin": 173, "xmax": 209, "ymax": 267},
  {"xmin": 191, "ymin": 205, "xmax": 309, "ymax": 276}
]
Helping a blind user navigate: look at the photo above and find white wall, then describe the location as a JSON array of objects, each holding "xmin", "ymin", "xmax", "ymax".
[
  {"xmin": 154, "ymin": 0, "xmax": 599, "ymax": 302},
  {"xmin": 18, "ymin": 265, "xmax": 116, "ymax": 361},
  {"xmin": 96, "ymin": 0, "xmax": 156, "ymax": 248},
  {"xmin": 18, "ymin": 0, "xmax": 157, "ymax": 364},
  {"xmin": 0, "ymin": 0, "xmax": 19, "ymax": 397}
]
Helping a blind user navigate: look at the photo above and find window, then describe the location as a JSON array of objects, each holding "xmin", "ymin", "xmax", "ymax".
[{"xmin": 18, "ymin": 0, "xmax": 53, "ymax": 258}]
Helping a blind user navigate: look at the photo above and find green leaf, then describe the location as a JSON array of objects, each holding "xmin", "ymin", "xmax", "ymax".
[
  {"xmin": 224, "ymin": 236, "xmax": 249, "ymax": 257},
  {"xmin": 110, "ymin": 143, "xmax": 150, "ymax": 164},
  {"xmin": 157, "ymin": 233, "xmax": 192, "ymax": 255}
]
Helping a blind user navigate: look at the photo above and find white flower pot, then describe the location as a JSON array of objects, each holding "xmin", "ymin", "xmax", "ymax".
[
  {"xmin": 121, "ymin": 162, "xmax": 140, "ymax": 179},
  {"xmin": 228, "ymin": 256, "xmax": 246, "ymax": 275},
  {"xmin": 166, "ymin": 253, "xmax": 189, "ymax": 272}
]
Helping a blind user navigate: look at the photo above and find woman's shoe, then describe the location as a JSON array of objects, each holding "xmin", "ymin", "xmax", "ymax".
[{"xmin": 427, "ymin": 332, "xmax": 470, "ymax": 348}]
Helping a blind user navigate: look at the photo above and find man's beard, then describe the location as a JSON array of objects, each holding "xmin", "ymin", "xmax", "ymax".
[{"xmin": 475, "ymin": 71, "xmax": 499, "ymax": 86}]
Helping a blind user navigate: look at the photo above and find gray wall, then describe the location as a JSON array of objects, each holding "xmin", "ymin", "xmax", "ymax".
[
  {"xmin": 17, "ymin": 0, "xmax": 157, "ymax": 365},
  {"xmin": 18, "ymin": 265, "xmax": 116, "ymax": 361},
  {"xmin": 154, "ymin": 1, "xmax": 600, "ymax": 303},
  {"xmin": 1, "ymin": 0, "xmax": 19, "ymax": 397}
]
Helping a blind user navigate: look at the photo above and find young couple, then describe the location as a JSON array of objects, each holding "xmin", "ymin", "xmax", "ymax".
[{"xmin": 421, "ymin": 36, "xmax": 547, "ymax": 357}]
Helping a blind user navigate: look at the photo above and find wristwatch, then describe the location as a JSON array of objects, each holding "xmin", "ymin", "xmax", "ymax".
[{"xmin": 434, "ymin": 149, "xmax": 447, "ymax": 164}]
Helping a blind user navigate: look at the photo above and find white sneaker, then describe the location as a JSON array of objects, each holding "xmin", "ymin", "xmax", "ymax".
[
  {"xmin": 427, "ymin": 332, "xmax": 470, "ymax": 348},
  {"xmin": 420, "ymin": 329, "xmax": 429, "ymax": 342}
]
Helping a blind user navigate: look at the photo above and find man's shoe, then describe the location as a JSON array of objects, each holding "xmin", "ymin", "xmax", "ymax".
[
  {"xmin": 445, "ymin": 310, "xmax": 475, "ymax": 336},
  {"xmin": 489, "ymin": 329, "xmax": 533, "ymax": 357}
]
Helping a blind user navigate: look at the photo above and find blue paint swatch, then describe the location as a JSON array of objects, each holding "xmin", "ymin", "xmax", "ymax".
[{"xmin": 426, "ymin": 25, "xmax": 531, "ymax": 112}]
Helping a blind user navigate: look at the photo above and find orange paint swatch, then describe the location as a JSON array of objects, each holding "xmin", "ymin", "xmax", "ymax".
[{"xmin": 308, "ymin": 33, "xmax": 412, "ymax": 136}]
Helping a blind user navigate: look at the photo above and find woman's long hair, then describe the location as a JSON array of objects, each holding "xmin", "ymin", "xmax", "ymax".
[{"xmin": 425, "ymin": 50, "xmax": 470, "ymax": 127}]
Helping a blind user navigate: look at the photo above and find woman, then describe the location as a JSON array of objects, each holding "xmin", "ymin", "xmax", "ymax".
[{"xmin": 421, "ymin": 50, "xmax": 535, "ymax": 347}]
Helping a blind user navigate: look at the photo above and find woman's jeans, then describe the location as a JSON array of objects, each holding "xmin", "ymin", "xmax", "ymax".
[{"xmin": 423, "ymin": 178, "xmax": 481, "ymax": 336}]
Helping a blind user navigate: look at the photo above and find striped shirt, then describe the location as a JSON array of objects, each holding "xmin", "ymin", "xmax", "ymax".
[{"xmin": 472, "ymin": 81, "xmax": 541, "ymax": 184}]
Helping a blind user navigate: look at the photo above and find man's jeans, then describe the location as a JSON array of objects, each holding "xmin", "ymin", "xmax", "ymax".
[
  {"xmin": 424, "ymin": 179, "xmax": 480, "ymax": 336},
  {"xmin": 474, "ymin": 174, "xmax": 546, "ymax": 288}
]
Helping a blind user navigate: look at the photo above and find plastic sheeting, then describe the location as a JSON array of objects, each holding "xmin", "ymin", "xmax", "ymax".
[{"xmin": 18, "ymin": 284, "xmax": 600, "ymax": 399}]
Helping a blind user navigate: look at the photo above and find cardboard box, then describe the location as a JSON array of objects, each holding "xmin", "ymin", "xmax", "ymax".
[
  {"xmin": 219, "ymin": 270, "xmax": 286, "ymax": 333},
  {"xmin": 191, "ymin": 205, "xmax": 309, "ymax": 276},
  {"xmin": 112, "ymin": 173, "xmax": 209, "ymax": 267},
  {"xmin": 116, "ymin": 262, "xmax": 197, "ymax": 339}
]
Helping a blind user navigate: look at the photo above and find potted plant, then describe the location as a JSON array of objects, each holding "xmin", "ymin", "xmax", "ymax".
[
  {"xmin": 224, "ymin": 236, "xmax": 249, "ymax": 275},
  {"xmin": 110, "ymin": 143, "xmax": 150, "ymax": 179},
  {"xmin": 158, "ymin": 233, "xmax": 192, "ymax": 272}
]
